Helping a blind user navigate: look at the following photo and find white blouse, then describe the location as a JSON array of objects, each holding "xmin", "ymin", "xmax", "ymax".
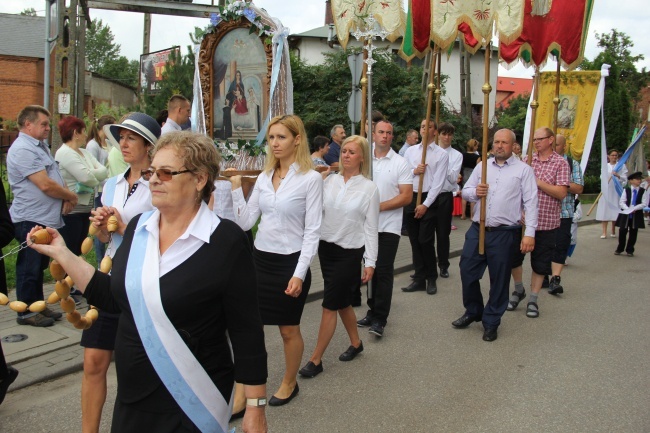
[
  {"xmin": 321, "ymin": 173, "xmax": 379, "ymax": 268},
  {"xmin": 232, "ymin": 162, "xmax": 323, "ymax": 280}
]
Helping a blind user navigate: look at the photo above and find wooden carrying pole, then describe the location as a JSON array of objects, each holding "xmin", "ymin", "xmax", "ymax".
[
  {"xmin": 359, "ymin": 52, "xmax": 369, "ymax": 138},
  {"xmin": 478, "ymin": 44, "xmax": 491, "ymax": 254},
  {"xmin": 527, "ymin": 67, "xmax": 541, "ymax": 163},
  {"xmin": 417, "ymin": 47, "xmax": 438, "ymax": 206},
  {"xmin": 435, "ymin": 49, "xmax": 442, "ymax": 126},
  {"xmin": 552, "ymin": 58, "xmax": 561, "ymax": 136}
]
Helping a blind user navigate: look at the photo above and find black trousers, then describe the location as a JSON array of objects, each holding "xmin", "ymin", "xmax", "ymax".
[
  {"xmin": 405, "ymin": 192, "xmax": 438, "ymax": 280},
  {"xmin": 617, "ymin": 227, "xmax": 639, "ymax": 254},
  {"xmin": 460, "ymin": 223, "xmax": 520, "ymax": 329},
  {"xmin": 432, "ymin": 191, "xmax": 453, "ymax": 269},
  {"xmin": 365, "ymin": 232, "xmax": 400, "ymax": 325},
  {"xmin": 0, "ymin": 341, "xmax": 7, "ymax": 381}
]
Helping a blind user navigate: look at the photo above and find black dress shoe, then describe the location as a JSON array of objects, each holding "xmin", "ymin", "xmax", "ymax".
[
  {"xmin": 0, "ymin": 366, "xmax": 18, "ymax": 405},
  {"xmin": 357, "ymin": 315, "xmax": 373, "ymax": 327},
  {"xmin": 401, "ymin": 281, "xmax": 425, "ymax": 292},
  {"xmin": 268, "ymin": 383, "xmax": 299, "ymax": 407},
  {"xmin": 339, "ymin": 342, "xmax": 364, "ymax": 361},
  {"xmin": 483, "ymin": 328, "xmax": 498, "ymax": 342},
  {"xmin": 440, "ymin": 268, "xmax": 449, "ymax": 278},
  {"xmin": 230, "ymin": 407, "xmax": 245, "ymax": 421},
  {"xmin": 451, "ymin": 313, "xmax": 481, "ymax": 328},
  {"xmin": 426, "ymin": 278, "xmax": 437, "ymax": 295},
  {"xmin": 298, "ymin": 361, "xmax": 323, "ymax": 378}
]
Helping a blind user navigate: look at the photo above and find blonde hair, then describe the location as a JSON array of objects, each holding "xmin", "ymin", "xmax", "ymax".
[
  {"xmin": 340, "ymin": 135, "xmax": 371, "ymax": 179},
  {"xmin": 466, "ymin": 138, "xmax": 479, "ymax": 152},
  {"xmin": 153, "ymin": 131, "xmax": 221, "ymax": 204},
  {"xmin": 263, "ymin": 115, "xmax": 312, "ymax": 174}
]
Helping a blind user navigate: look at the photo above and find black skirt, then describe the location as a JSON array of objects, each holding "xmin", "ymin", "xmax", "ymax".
[
  {"xmin": 253, "ymin": 248, "xmax": 311, "ymax": 325},
  {"xmin": 319, "ymin": 240, "xmax": 364, "ymax": 311},
  {"xmin": 80, "ymin": 310, "xmax": 120, "ymax": 350}
]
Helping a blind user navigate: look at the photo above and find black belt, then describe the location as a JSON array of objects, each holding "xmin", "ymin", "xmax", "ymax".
[{"xmin": 472, "ymin": 222, "xmax": 522, "ymax": 232}]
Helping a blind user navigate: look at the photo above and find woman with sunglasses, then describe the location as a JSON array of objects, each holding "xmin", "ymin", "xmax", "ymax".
[
  {"xmin": 28, "ymin": 131, "xmax": 268, "ymax": 433},
  {"xmin": 229, "ymin": 114, "xmax": 322, "ymax": 407},
  {"xmin": 80, "ymin": 112, "xmax": 159, "ymax": 433}
]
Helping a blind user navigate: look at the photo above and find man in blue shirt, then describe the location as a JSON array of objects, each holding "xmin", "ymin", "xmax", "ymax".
[
  {"xmin": 323, "ymin": 124, "xmax": 346, "ymax": 169},
  {"xmin": 7, "ymin": 105, "xmax": 78, "ymax": 327}
]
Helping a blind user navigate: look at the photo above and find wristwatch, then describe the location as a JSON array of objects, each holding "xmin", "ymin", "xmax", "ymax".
[{"xmin": 246, "ymin": 397, "xmax": 267, "ymax": 407}]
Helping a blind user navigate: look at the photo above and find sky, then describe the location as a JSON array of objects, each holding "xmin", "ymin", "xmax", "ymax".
[{"xmin": 1, "ymin": 0, "xmax": 648, "ymax": 79}]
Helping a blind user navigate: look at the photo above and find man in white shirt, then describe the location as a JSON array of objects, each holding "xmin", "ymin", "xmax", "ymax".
[
  {"xmin": 401, "ymin": 119, "xmax": 449, "ymax": 295},
  {"xmin": 161, "ymin": 95, "xmax": 191, "ymax": 135},
  {"xmin": 356, "ymin": 120, "xmax": 412, "ymax": 337},
  {"xmin": 435, "ymin": 122, "xmax": 463, "ymax": 278}
]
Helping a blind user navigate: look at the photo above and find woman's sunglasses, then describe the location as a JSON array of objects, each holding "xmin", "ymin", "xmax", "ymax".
[{"xmin": 141, "ymin": 168, "xmax": 192, "ymax": 181}]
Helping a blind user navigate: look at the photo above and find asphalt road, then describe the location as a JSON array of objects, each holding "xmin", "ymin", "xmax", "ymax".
[{"xmin": 1, "ymin": 223, "xmax": 648, "ymax": 433}]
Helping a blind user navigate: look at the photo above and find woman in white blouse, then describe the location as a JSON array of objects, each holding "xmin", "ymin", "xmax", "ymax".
[
  {"xmin": 229, "ymin": 114, "xmax": 323, "ymax": 407},
  {"xmin": 299, "ymin": 135, "xmax": 379, "ymax": 378}
]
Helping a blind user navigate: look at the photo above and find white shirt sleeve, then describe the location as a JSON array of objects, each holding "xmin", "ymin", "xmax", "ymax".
[
  {"xmin": 363, "ymin": 186, "xmax": 380, "ymax": 268},
  {"xmin": 294, "ymin": 172, "xmax": 323, "ymax": 280}
]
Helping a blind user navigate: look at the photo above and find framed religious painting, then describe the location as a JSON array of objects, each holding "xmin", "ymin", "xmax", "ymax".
[{"xmin": 198, "ymin": 19, "xmax": 272, "ymax": 140}]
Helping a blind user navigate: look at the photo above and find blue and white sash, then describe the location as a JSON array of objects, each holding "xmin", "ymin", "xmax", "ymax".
[{"xmin": 125, "ymin": 211, "xmax": 233, "ymax": 433}]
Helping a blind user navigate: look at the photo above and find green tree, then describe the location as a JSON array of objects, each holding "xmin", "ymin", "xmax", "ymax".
[
  {"xmin": 85, "ymin": 19, "xmax": 138, "ymax": 89},
  {"xmin": 86, "ymin": 19, "xmax": 121, "ymax": 73},
  {"xmin": 20, "ymin": 8, "xmax": 37, "ymax": 16},
  {"xmin": 291, "ymin": 49, "xmax": 427, "ymax": 147},
  {"xmin": 494, "ymin": 93, "xmax": 530, "ymax": 138}
]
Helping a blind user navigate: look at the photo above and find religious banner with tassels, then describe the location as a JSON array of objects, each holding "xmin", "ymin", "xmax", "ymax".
[
  {"xmin": 330, "ymin": 0, "xmax": 405, "ymax": 50},
  {"xmin": 534, "ymin": 71, "xmax": 601, "ymax": 161},
  {"xmin": 500, "ymin": 0, "xmax": 595, "ymax": 70},
  {"xmin": 400, "ymin": 0, "xmax": 525, "ymax": 60}
]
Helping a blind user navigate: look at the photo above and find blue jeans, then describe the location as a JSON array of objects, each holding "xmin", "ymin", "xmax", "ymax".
[{"xmin": 14, "ymin": 220, "xmax": 50, "ymax": 318}]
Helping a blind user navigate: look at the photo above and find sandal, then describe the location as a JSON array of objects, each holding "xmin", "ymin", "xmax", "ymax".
[
  {"xmin": 526, "ymin": 302, "xmax": 539, "ymax": 318},
  {"xmin": 506, "ymin": 290, "xmax": 526, "ymax": 311}
]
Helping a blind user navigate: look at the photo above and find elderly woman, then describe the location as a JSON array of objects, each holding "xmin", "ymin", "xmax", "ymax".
[
  {"xmin": 229, "ymin": 114, "xmax": 322, "ymax": 406},
  {"xmin": 54, "ymin": 115, "xmax": 108, "ymax": 261},
  {"xmin": 28, "ymin": 131, "xmax": 267, "ymax": 433},
  {"xmin": 299, "ymin": 135, "xmax": 379, "ymax": 378},
  {"xmin": 78, "ymin": 112, "xmax": 159, "ymax": 433}
]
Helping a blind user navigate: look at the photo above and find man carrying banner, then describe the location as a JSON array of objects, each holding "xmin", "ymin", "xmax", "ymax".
[
  {"xmin": 508, "ymin": 128, "xmax": 569, "ymax": 318},
  {"xmin": 452, "ymin": 129, "xmax": 537, "ymax": 342},
  {"xmin": 401, "ymin": 120, "xmax": 449, "ymax": 295}
]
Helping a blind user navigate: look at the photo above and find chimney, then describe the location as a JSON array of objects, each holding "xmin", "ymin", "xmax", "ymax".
[{"xmin": 325, "ymin": 0, "xmax": 333, "ymax": 25}]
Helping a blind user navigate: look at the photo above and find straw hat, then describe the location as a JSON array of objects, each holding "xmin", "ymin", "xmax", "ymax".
[{"xmin": 104, "ymin": 112, "xmax": 161, "ymax": 148}]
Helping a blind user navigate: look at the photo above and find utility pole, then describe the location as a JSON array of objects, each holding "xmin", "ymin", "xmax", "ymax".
[
  {"xmin": 143, "ymin": 13, "xmax": 151, "ymax": 55},
  {"xmin": 51, "ymin": 0, "xmax": 81, "ymax": 152},
  {"xmin": 76, "ymin": 3, "xmax": 87, "ymax": 119}
]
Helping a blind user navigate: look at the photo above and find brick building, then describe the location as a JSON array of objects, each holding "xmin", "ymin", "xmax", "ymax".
[
  {"xmin": 0, "ymin": 13, "xmax": 53, "ymax": 125},
  {"xmin": 0, "ymin": 13, "xmax": 136, "ymax": 129}
]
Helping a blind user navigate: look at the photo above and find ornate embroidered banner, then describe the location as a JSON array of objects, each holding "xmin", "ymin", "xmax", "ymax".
[
  {"xmin": 331, "ymin": 0, "xmax": 405, "ymax": 49},
  {"xmin": 500, "ymin": 0, "xmax": 595, "ymax": 70}
]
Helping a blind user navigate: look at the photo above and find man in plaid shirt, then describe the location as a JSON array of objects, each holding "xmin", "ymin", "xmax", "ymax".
[{"xmin": 507, "ymin": 128, "xmax": 570, "ymax": 318}]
